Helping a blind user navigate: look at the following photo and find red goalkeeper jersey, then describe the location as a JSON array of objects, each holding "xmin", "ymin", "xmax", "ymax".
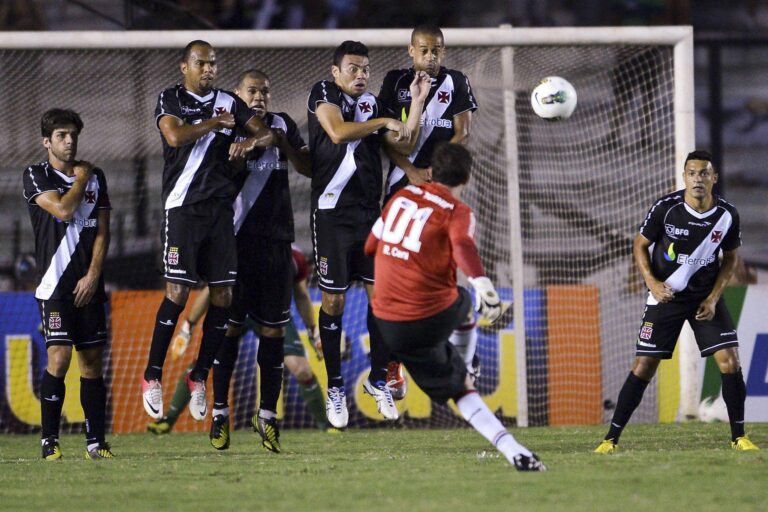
[{"xmin": 364, "ymin": 182, "xmax": 485, "ymax": 321}]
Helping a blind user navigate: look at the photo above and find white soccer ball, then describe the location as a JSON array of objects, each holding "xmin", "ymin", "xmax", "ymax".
[
  {"xmin": 530, "ymin": 76, "xmax": 577, "ymax": 121},
  {"xmin": 698, "ymin": 395, "xmax": 729, "ymax": 423}
]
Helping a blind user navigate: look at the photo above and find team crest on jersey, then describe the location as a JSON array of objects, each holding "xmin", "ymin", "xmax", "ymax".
[
  {"xmin": 358, "ymin": 101, "xmax": 372, "ymax": 113},
  {"xmin": 84, "ymin": 191, "xmax": 96, "ymax": 203},
  {"xmin": 397, "ymin": 88, "xmax": 410, "ymax": 101},
  {"xmin": 711, "ymin": 230, "xmax": 722, "ymax": 243},
  {"xmin": 318, "ymin": 257, "xmax": 328, "ymax": 276},
  {"xmin": 437, "ymin": 91, "xmax": 451, "ymax": 104},
  {"xmin": 214, "ymin": 107, "xmax": 228, "ymax": 116},
  {"xmin": 49, "ymin": 312, "xmax": 61, "ymax": 330},
  {"xmin": 639, "ymin": 321, "xmax": 653, "ymax": 340},
  {"xmin": 168, "ymin": 247, "xmax": 179, "ymax": 265}
]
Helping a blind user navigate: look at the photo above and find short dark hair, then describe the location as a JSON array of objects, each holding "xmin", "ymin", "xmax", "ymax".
[
  {"xmin": 333, "ymin": 40, "xmax": 369, "ymax": 68},
  {"xmin": 181, "ymin": 40, "xmax": 212, "ymax": 63},
  {"xmin": 40, "ymin": 109, "xmax": 83, "ymax": 138},
  {"xmin": 236, "ymin": 69, "xmax": 269, "ymax": 88},
  {"xmin": 431, "ymin": 142, "xmax": 472, "ymax": 187},
  {"xmin": 411, "ymin": 24, "xmax": 444, "ymax": 45},
  {"xmin": 685, "ymin": 150, "xmax": 713, "ymax": 166}
]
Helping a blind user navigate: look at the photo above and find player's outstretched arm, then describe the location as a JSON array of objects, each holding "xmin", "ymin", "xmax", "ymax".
[
  {"xmin": 316, "ymin": 103, "xmax": 390, "ymax": 144},
  {"xmin": 633, "ymin": 233, "xmax": 674, "ymax": 303},
  {"xmin": 451, "ymin": 233, "xmax": 502, "ymax": 323},
  {"xmin": 73, "ymin": 209, "xmax": 110, "ymax": 308},
  {"xmin": 448, "ymin": 208, "xmax": 501, "ymax": 323},
  {"xmin": 696, "ymin": 249, "xmax": 739, "ymax": 321},
  {"xmin": 158, "ymin": 114, "xmax": 233, "ymax": 148}
]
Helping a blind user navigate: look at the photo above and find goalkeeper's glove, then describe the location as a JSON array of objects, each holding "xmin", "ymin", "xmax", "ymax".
[
  {"xmin": 171, "ymin": 320, "xmax": 193, "ymax": 360},
  {"xmin": 468, "ymin": 276, "xmax": 502, "ymax": 323}
]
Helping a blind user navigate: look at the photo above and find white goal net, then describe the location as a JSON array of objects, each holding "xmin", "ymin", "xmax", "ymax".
[{"xmin": 0, "ymin": 27, "xmax": 693, "ymax": 434}]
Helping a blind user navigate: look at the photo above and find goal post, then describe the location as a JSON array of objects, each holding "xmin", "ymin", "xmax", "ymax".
[{"xmin": 0, "ymin": 26, "xmax": 696, "ymax": 433}]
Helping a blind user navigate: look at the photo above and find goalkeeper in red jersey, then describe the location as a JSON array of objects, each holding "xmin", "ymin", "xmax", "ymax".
[{"xmin": 364, "ymin": 142, "xmax": 545, "ymax": 471}]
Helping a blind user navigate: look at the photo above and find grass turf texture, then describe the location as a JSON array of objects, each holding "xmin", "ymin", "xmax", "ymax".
[{"xmin": 1, "ymin": 423, "xmax": 766, "ymax": 512}]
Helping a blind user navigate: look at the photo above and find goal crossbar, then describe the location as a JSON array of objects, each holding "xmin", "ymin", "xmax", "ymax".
[{"xmin": 0, "ymin": 26, "xmax": 692, "ymax": 49}]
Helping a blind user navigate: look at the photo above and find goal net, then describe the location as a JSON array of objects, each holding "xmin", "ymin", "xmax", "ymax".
[{"xmin": 0, "ymin": 27, "xmax": 693, "ymax": 434}]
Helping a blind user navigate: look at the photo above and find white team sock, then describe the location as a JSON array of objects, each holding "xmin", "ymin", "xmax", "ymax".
[
  {"xmin": 212, "ymin": 407, "xmax": 229, "ymax": 418},
  {"xmin": 258, "ymin": 408, "xmax": 277, "ymax": 420},
  {"xmin": 455, "ymin": 391, "xmax": 531, "ymax": 464},
  {"xmin": 449, "ymin": 323, "xmax": 477, "ymax": 366}
]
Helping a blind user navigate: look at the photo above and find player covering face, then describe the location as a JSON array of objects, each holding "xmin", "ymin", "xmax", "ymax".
[{"xmin": 409, "ymin": 31, "xmax": 445, "ymax": 77}]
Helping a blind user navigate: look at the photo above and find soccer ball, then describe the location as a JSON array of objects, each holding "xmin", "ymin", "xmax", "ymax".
[
  {"xmin": 530, "ymin": 76, "xmax": 577, "ymax": 121},
  {"xmin": 698, "ymin": 395, "xmax": 729, "ymax": 423}
]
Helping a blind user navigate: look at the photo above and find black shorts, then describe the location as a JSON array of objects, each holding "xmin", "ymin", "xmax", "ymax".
[
  {"xmin": 635, "ymin": 297, "xmax": 738, "ymax": 359},
  {"xmin": 163, "ymin": 198, "xmax": 237, "ymax": 287},
  {"xmin": 311, "ymin": 206, "xmax": 378, "ymax": 293},
  {"xmin": 38, "ymin": 299, "xmax": 107, "ymax": 351},
  {"xmin": 375, "ymin": 287, "xmax": 472, "ymax": 404},
  {"xmin": 229, "ymin": 237, "xmax": 292, "ymax": 328}
]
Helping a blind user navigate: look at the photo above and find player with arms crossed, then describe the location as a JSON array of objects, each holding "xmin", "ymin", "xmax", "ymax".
[
  {"xmin": 23, "ymin": 109, "xmax": 113, "ymax": 460},
  {"xmin": 142, "ymin": 40, "xmax": 275, "ymax": 422},
  {"xmin": 595, "ymin": 151, "xmax": 759, "ymax": 453},
  {"xmin": 379, "ymin": 24, "xmax": 480, "ymax": 398},
  {"xmin": 209, "ymin": 69, "xmax": 311, "ymax": 451},
  {"xmin": 365, "ymin": 143, "xmax": 545, "ymax": 471},
  {"xmin": 307, "ymin": 40, "xmax": 429, "ymax": 427}
]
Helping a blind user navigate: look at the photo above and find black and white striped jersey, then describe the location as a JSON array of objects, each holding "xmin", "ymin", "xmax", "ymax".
[
  {"xmin": 22, "ymin": 162, "xmax": 111, "ymax": 302},
  {"xmin": 639, "ymin": 191, "xmax": 741, "ymax": 301},
  {"xmin": 155, "ymin": 84, "xmax": 255, "ymax": 210},
  {"xmin": 378, "ymin": 67, "xmax": 478, "ymax": 195},
  {"xmin": 307, "ymin": 80, "xmax": 384, "ymax": 211},
  {"xmin": 232, "ymin": 111, "xmax": 306, "ymax": 241}
]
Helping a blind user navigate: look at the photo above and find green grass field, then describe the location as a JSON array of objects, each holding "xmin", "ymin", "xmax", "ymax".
[{"xmin": 1, "ymin": 423, "xmax": 766, "ymax": 512}]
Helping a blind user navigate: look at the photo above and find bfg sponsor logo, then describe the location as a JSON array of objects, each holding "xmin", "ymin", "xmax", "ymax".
[{"xmin": 665, "ymin": 224, "xmax": 689, "ymax": 238}]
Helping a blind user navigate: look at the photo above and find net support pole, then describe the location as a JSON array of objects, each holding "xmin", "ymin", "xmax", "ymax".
[
  {"xmin": 673, "ymin": 28, "xmax": 700, "ymax": 420},
  {"xmin": 501, "ymin": 33, "xmax": 528, "ymax": 427}
]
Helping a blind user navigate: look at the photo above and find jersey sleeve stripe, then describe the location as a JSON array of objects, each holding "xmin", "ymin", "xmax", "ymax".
[
  {"xmin": 156, "ymin": 89, "xmax": 183, "ymax": 128},
  {"xmin": 25, "ymin": 166, "xmax": 56, "ymax": 204}
]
